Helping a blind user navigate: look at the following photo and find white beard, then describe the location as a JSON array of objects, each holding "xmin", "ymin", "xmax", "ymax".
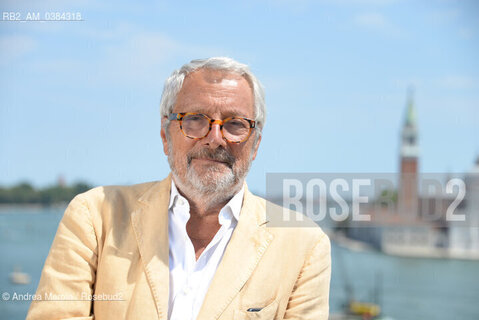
[{"xmin": 167, "ymin": 148, "xmax": 251, "ymax": 204}]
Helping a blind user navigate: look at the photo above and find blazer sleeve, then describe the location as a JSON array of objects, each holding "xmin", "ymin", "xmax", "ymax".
[
  {"xmin": 26, "ymin": 194, "xmax": 98, "ymax": 320},
  {"xmin": 283, "ymin": 233, "xmax": 331, "ymax": 320}
]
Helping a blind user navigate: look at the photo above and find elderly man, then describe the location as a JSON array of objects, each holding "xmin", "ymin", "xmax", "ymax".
[{"xmin": 27, "ymin": 57, "xmax": 331, "ymax": 320}]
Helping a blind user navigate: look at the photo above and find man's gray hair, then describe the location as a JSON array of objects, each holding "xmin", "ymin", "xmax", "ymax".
[{"xmin": 159, "ymin": 57, "xmax": 266, "ymax": 130}]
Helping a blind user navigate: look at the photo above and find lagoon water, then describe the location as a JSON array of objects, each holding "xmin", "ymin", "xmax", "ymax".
[{"xmin": 0, "ymin": 206, "xmax": 478, "ymax": 320}]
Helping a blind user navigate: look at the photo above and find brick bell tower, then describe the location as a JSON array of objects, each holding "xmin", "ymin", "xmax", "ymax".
[{"xmin": 398, "ymin": 88, "xmax": 419, "ymax": 216}]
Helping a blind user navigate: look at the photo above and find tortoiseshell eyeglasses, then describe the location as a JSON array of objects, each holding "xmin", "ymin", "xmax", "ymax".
[{"xmin": 168, "ymin": 112, "xmax": 256, "ymax": 143}]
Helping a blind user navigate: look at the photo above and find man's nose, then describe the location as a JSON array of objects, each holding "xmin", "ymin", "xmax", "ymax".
[{"xmin": 202, "ymin": 122, "xmax": 227, "ymax": 148}]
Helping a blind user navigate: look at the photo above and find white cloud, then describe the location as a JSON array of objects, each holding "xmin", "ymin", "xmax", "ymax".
[
  {"xmin": 355, "ymin": 12, "xmax": 388, "ymax": 28},
  {"xmin": 354, "ymin": 12, "xmax": 403, "ymax": 37},
  {"xmin": 322, "ymin": 0, "xmax": 397, "ymax": 5},
  {"xmin": 23, "ymin": 27, "xmax": 223, "ymax": 90},
  {"xmin": 261, "ymin": 0, "xmax": 397, "ymax": 12},
  {"xmin": 393, "ymin": 77, "xmax": 425, "ymax": 90},
  {"xmin": 0, "ymin": 0, "xmax": 98, "ymax": 11},
  {"xmin": 436, "ymin": 76, "xmax": 479, "ymax": 90},
  {"xmin": 427, "ymin": 9, "xmax": 460, "ymax": 24},
  {"xmin": 394, "ymin": 75, "xmax": 479, "ymax": 91},
  {"xmin": 458, "ymin": 27, "xmax": 474, "ymax": 39},
  {"xmin": 75, "ymin": 22, "xmax": 141, "ymax": 41},
  {"xmin": 93, "ymin": 31, "xmax": 223, "ymax": 87},
  {"xmin": 0, "ymin": 35, "xmax": 37, "ymax": 65}
]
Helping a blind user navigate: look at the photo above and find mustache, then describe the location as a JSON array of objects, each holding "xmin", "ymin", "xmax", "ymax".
[{"xmin": 187, "ymin": 147, "xmax": 236, "ymax": 168}]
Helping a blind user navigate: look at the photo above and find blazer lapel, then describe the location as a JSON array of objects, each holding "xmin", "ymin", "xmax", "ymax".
[
  {"xmin": 196, "ymin": 186, "xmax": 274, "ymax": 320},
  {"xmin": 130, "ymin": 176, "xmax": 171, "ymax": 319}
]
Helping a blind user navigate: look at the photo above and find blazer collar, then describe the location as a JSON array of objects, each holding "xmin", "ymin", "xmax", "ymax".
[
  {"xmin": 196, "ymin": 184, "xmax": 274, "ymax": 320},
  {"xmin": 131, "ymin": 175, "xmax": 171, "ymax": 319}
]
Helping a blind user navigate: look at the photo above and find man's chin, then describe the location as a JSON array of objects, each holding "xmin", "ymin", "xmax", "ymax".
[{"xmin": 187, "ymin": 169, "xmax": 237, "ymax": 194}]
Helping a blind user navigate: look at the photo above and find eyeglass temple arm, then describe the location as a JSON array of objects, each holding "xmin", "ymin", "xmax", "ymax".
[{"xmin": 168, "ymin": 113, "xmax": 180, "ymax": 120}]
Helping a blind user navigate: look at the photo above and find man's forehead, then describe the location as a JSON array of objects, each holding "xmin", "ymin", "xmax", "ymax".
[{"xmin": 175, "ymin": 68, "xmax": 255, "ymax": 116}]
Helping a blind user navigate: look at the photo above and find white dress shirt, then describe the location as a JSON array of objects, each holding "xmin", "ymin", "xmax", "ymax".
[{"xmin": 167, "ymin": 181, "xmax": 244, "ymax": 320}]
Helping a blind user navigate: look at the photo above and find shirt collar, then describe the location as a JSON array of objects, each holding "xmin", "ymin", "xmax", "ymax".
[
  {"xmin": 168, "ymin": 180, "xmax": 182, "ymax": 210},
  {"xmin": 168, "ymin": 180, "xmax": 244, "ymax": 224}
]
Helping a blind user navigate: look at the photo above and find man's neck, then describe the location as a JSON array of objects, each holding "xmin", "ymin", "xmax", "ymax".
[
  {"xmin": 188, "ymin": 196, "xmax": 229, "ymax": 218},
  {"xmin": 172, "ymin": 177, "xmax": 242, "ymax": 218},
  {"xmin": 172, "ymin": 177, "xmax": 244, "ymax": 260}
]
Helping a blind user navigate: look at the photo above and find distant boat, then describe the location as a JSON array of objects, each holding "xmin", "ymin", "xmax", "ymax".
[
  {"xmin": 329, "ymin": 245, "xmax": 394, "ymax": 320},
  {"xmin": 9, "ymin": 266, "xmax": 31, "ymax": 285},
  {"xmin": 330, "ymin": 293, "xmax": 389, "ymax": 320}
]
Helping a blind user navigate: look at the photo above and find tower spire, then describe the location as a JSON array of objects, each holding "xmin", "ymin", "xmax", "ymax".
[
  {"xmin": 400, "ymin": 86, "xmax": 419, "ymax": 158},
  {"xmin": 405, "ymin": 86, "xmax": 416, "ymax": 127}
]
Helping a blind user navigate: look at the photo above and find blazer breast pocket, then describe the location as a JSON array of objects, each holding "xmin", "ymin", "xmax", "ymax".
[{"xmin": 233, "ymin": 300, "xmax": 279, "ymax": 320}]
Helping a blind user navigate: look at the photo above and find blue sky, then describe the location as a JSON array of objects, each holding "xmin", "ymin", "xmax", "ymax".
[{"xmin": 0, "ymin": 0, "xmax": 478, "ymax": 194}]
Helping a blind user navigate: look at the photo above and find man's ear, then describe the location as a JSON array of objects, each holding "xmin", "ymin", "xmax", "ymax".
[
  {"xmin": 160, "ymin": 117, "xmax": 169, "ymax": 156},
  {"xmin": 251, "ymin": 131, "xmax": 262, "ymax": 161}
]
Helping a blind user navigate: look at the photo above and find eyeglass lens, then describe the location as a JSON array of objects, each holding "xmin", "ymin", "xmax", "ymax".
[{"xmin": 181, "ymin": 114, "xmax": 251, "ymax": 142}]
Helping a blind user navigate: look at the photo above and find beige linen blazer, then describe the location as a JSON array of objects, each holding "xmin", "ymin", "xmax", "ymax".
[{"xmin": 27, "ymin": 175, "xmax": 331, "ymax": 319}]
